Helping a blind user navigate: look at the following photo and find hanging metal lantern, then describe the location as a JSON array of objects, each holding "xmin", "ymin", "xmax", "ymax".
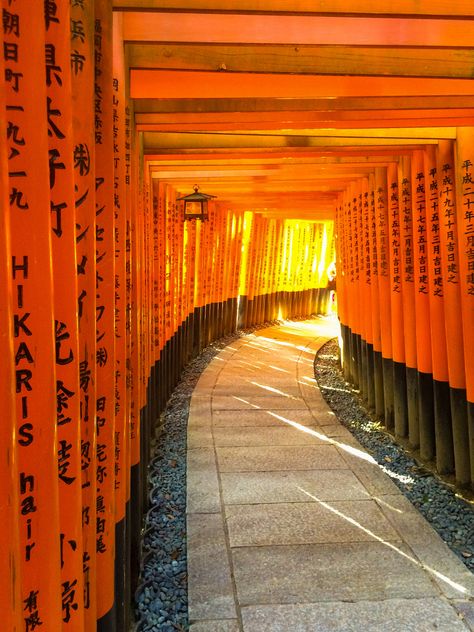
[{"xmin": 177, "ymin": 185, "xmax": 216, "ymax": 221}]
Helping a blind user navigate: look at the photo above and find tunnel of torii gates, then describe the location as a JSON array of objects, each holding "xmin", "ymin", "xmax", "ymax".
[{"xmin": 3, "ymin": 1, "xmax": 474, "ymax": 631}]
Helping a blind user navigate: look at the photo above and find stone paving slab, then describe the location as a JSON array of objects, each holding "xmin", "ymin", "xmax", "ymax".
[
  {"xmin": 212, "ymin": 426, "xmax": 328, "ymax": 447},
  {"xmin": 225, "ymin": 500, "xmax": 401, "ymax": 547},
  {"xmin": 186, "ymin": 448, "xmax": 220, "ymax": 514},
  {"xmin": 188, "ymin": 427, "xmax": 214, "ymax": 449},
  {"xmin": 211, "ymin": 394, "xmax": 308, "ymax": 411},
  {"xmin": 216, "ymin": 445, "xmax": 347, "ymax": 472},
  {"xmin": 334, "ymin": 443, "xmax": 403, "ymax": 496},
  {"xmin": 211, "ymin": 383, "xmax": 303, "ymax": 398},
  {"xmin": 187, "ymin": 513, "xmax": 237, "ymax": 621},
  {"xmin": 232, "ymin": 542, "xmax": 439, "ymax": 605},
  {"xmin": 211, "ymin": 408, "xmax": 318, "ymax": 428},
  {"xmin": 220, "ymin": 469, "xmax": 369, "ymax": 504},
  {"xmin": 189, "ymin": 620, "xmax": 240, "ymax": 632},
  {"xmin": 240, "ymin": 599, "xmax": 469, "ymax": 632}
]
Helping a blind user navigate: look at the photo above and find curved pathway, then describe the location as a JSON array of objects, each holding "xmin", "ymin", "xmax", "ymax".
[{"xmin": 186, "ymin": 318, "xmax": 474, "ymax": 632}]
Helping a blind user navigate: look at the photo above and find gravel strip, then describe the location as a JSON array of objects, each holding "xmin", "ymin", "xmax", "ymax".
[
  {"xmin": 314, "ymin": 338, "xmax": 474, "ymax": 575},
  {"xmin": 134, "ymin": 324, "xmax": 278, "ymax": 631}
]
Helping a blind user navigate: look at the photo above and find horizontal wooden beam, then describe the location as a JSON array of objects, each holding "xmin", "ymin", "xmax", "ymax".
[
  {"xmin": 131, "ymin": 70, "xmax": 474, "ymax": 99},
  {"xmin": 113, "ymin": 0, "xmax": 474, "ymax": 19},
  {"xmin": 143, "ymin": 127, "xmax": 456, "ymax": 139},
  {"xmin": 142, "ymin": 131, "xmax": 439, "ymax": 151},
  {"xmin": 133, "ymin": 96, "xmax": 474, "ymax": 113},
  {"xmin": 145, "ymin": 154, "xmax": 399, "ymax": 166},
  {"xmin": 128, "ymin": 43, "xmax": 474, "ymax": 79},
  {"xmin": 123, "ymin": 12, "xmax": 474, "ymax": 46},
  {"xmin": 137, "ymin": 118, "xmax": 474, "ymax": 132},
  {"xmin": 144, "ymin": 146, "xmax": 419, "ymax": 158},
  {"xmin": 135, "ymin": 109, "xmax": 474, "ymax": 125},
  {"xmin": 149, "ymin": 165, "xmax": 377, "ymax": 177}
]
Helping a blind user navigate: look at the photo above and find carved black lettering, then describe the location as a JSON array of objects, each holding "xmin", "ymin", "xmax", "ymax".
[
  {"xmin": 18, "ymin": 423, "xmax": 34, "ymax": 447},
  {"xmin": 11, "ymin": 255, "xmax": 28, "ymax": 280},
  {"xmin": 14, "ymin": 312, "xmax": 32, "ymax": 337},
  {"xmin": 20, "ymin": 495, "xmax": 37, "ymax": 515},
  {"xmin": 15, "ymin": 341, "xmax": 34, "ymax": 365},
  {"xmin": 20, "ymin": 472, "xmax": 34, "ymax": 494},
  {"xmin": 16, "ymin": 369, "xmax": 32, "ymax": 393},
  {"xmin": 25, "ymin": 541, "xmax": 36, "ymax": 562},
  {"xmin": 21, "ymin": 396, "xmax": 28, "ymax": 419}
]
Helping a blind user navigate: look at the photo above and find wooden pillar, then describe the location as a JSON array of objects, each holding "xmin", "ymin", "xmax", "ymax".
[
  {"xmin": 375, "ymin": 167, "xmax": 393, "ymax": 428},
  {"xmin": 4, "ymin": 0, "xmax": 63, "ymax": 627},
  {"xmin": 70, "ymin": 1, "xmax": 98, "ymax": 624},
  {"xmin": 46, "ymin": 1, "xmax": 86, "ymax": 628},
  {"xmin": 368, "ymin": 174, "xmax": 384, "ymax": 417},
  {"xmin": 412, "ymin": 150, "xmax": 436, "ymax": 458},
  {"xmin": 424, "ymin": 147, "xmax": 454, "ymax": 474},
  {"xmin": 387, "ymin": 162, "xmax": 408, "ymax": 439},
  {"xmin": 454, "ymin": 128, "xmax": 474, "ymax": 488}
]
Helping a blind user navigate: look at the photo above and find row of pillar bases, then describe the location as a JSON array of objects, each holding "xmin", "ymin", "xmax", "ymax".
[{"xmin": 340, "ymin": 324, "xmax": 474, "ymax": 489}]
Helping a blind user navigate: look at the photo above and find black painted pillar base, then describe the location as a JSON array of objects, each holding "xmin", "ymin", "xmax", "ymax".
[
  {"xmin": 393, "ymin": 360, "xmax": 408, "ymax": 441},
  {"xmin": 97, "ymin": 603, "xmax": 116, "ymax": 632},
  {"xmin": 382, "ymin": 357, "xmax": 394, "ymax": 430},
  {"xmin": 115, "ymin": 516, "xmax": 126, "ymax": 632},
  {"xmin": 468, "ymin": 402, "xmax": 474, "ymax": 489},
  {"xmin": 130, "ymin": 462, "xmax": 141, "ymax": 595},
  {"xmin": 433, "ymin": 379, "xmax": 454, "ymax": 474},
  {"xmin": 418, "ymin": 370, "xmax": 435, "ymax": 463},
  {"xmin": 450, "ymin": 387, "xmax": 471, "ymax": 486},
  {"xmin": 366, "ymin": 343, "xmax": 375, "ymax": 411},
  {"xmin": 406, "ymin": 367, "xmax": 420, "ymax": 454},
  {"xmin": 360, "ymin": 338, "xmax": 368, "ymax": 402},
  {"xmin": 411, "ymin": 368, "xmax": 432, "ymax": 462},
  {"xmin": 341, "ymin": 324, "xmax": 351, "ymax": 382},
  {"xmin": 349, "ymin": 330, "xmax": 359, "ymax": 388}
]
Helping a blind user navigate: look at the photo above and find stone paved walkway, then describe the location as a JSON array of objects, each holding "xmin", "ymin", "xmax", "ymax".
[{"xmin": 186, "ymin": 318, "xmax": 474, "ymax": 632}]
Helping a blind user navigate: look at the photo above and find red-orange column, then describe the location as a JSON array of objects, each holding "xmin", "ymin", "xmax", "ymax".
[
  {"xmin": 398, "ymin": 156, "xmax": 420, "ymax": 444},
  {"xmin": 375, "ymin": 167, "xmax": 393, "ymax": 427},
  {"xmin": 348, "ymin": 185, "xmax": 360, "ymax": 384},
  {"xmin": 4, "ymin": 0, "xmax": 63, "ymax": 627},
  {"xmin": 387, "ymin": 162, "xmax": 408, "ymax": 439},
  {"xmin": 45, "ymin": 1, "xmax": 85, "ymax": 628},
  {"xmin": 423, "ymin": 147, "xmax": 454, "ymax": 474},
  {"xmin": 340, "ymin": 193, "xmax": 353, "ymax": 378},
  {"xmin": 70, "ymin": 1, "xmax": 98, "ymax": 624},
  {"xmin": 356, "ymin": 185, "xmax": 367, "ymax": 395},
  {"xmin": 437, "ymin": 140, "xmax": 470, "ymax": 484},
  {"xmin": 411, "ymin": 149, "xmax": 436, "ymax": 458},
  {"xmin": 0, "ymin": 41, "xmax": 21, "ymax": 632},
  {"xmin": 454, "ymin": 128, "xmax": 474, "ymax": 486},
  {"xmin": 360, "ymin": 179, "xmax": 373, "ymax": 403},
  {"xmin": 93, "ymin": 2, "xmax": 116, "ymax": 627},
  {"xmin": 156, "ymin": 180, "xmax": 164, "ymax": 366},
  {"xmin": 367, "ymin": 174, "xmax": 383, "ymax": 416},
  {"xmin": 233, "ymin": 213, "xmax": 244, "ymax": 321},
  {"xmin": 124, "ymin": 97, "xmax": 134, "ymax": 578},
  {"xmin": 335, "ymin": 199, "xmax": 346, "ymax": 330},
  {"xmin": 361, "ymin": 181, "xmax": 373, "ymax": 346},
  {"xmin": 368, "ymin": 175, "xmax": 381, "ymax": 354}
]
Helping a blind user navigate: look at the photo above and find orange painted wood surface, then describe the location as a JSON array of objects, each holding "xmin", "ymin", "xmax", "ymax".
[
  {"xmin": 123, "ymin": 12, "xmax": 474, "ymax": 47},
  {"xmin": 131, "ymin": 70, "xmax": 474, "ymax": 100}
]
